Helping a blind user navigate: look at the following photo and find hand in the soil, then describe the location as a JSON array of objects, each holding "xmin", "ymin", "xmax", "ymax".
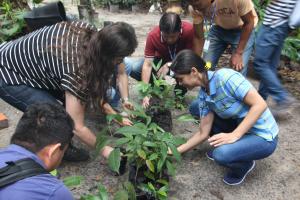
[
  {"xmin": 188, "ymin": 5, "xmax": 204, "ymax": 24},
  {"xmin": 142, "ymin": 96, "xmax": 150, "ymax": 108},
  {"xmin": 208, "ymin": 132, "xmax": 240, "ymax": 147},
  {"xmin": 120, "ymin": 117, "xmax": 133, "ymax": 126},
  {"xmin": 157, "ymin": 63, "xmax": 170, "ymax": 78},
  {"xmin": 230, "ymin": 53, "xmax": 244, "ymax": 72},
  {"xmin": 122, "ymin": 100, "xmax": 134, "ymax": 110}
]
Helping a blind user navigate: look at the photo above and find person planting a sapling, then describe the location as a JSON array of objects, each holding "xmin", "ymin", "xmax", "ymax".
[
  {"xmin": 170, "ymin": 50, "xmax": 279, "ymax": 185},
  {"xmin": 0, "ymin": 21, "xmax": 137, "ymax": 163}
]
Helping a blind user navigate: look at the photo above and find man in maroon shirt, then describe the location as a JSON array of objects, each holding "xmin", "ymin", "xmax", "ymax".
[{"xmin": 126, "ymin": 12, "xmax": 203, "ymax": 107}]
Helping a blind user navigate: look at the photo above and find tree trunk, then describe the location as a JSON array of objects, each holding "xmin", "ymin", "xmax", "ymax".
[{"xmin": 0, "ymin": 0, "xmax": 30, "ymax": 10}]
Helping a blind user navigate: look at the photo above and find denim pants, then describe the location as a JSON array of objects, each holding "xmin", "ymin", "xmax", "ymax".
[
  {"xmin": 204, "ymin": 25, "xmax": 255, "ymax": 76},
  {"xmin": 253, "ymin": 22, "xmax": 291, "ymax": 104},
  {"xmin": 0, "ymin": 77, "xmax": 63, "ymax": 112},
  {"xmin": 189, "ymin": 98, "xmax": 278, "ymax": 176}
]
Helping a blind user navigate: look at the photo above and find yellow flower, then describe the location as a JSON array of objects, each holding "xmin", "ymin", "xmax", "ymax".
[{"xmin": 205, "ymin": 62, "xmax": 212, "ymax": 70}]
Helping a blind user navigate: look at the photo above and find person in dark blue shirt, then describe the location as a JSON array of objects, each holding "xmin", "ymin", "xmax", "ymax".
[{"xmin": 0, "ymin": 103, "xmax": 74, "ymax": 199}]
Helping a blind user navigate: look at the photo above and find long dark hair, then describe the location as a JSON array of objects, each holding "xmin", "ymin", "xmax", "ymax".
[
  {"xmin": 159, "ymin": 12, "xmax": 182, "ymax": 33},
  {"xmin": 170, "ymin": 49, "xmax": 210, "ymax": 92},
  {"xmin": 79, "ymin": 22, "xmax": 137, "ymax": 109}
]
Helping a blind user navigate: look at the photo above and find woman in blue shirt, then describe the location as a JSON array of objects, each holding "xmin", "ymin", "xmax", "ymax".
[{"xmin": 171, "ymin": 50, "xmax": 278, "ymax": 185}]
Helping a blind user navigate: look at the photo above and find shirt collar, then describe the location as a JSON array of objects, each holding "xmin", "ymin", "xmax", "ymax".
[
  {"xmin": 207, "ymin": 71, "xmax": 217, "ymax": 96},
  {"xmin": 6, "ymin": 144, "xmax": 46, "ymax": 168}
]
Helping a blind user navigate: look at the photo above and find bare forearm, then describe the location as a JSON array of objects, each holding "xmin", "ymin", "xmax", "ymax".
[
  {"xmin": 118, "ymin": 74, "xmax": 129, "ymax": 100},
  {"xmin": 141, "ymin": 62, "xmax": 152, "ymax": 84},
  {"xmin": 177, "ymin": 131, "xmax": 208, "ymax": 153},
  {"xmin": 102, "ymin": 102, "xmax": 117, "ymax": 115},
  {"xmin": 193, "ymin": 22, "xmax": 205, "ymax": 56}
]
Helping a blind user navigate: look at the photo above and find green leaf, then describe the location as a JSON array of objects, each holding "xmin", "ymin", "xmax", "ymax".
[
  {"xmin": 143, "ymin": 141, "xmax": 157, "ymax": 147},
  {"xmin": 115, "ymin": 138, "xmax": 131, "ymax": 146},
  {"xmin": 63, "ymin": 176, "xmax": 83, "ymax": 188},
  {"xmin": 97, "ymin": 183, "xmax": 109, "ymax": 200},
  {"xmin": 146, "ymin": 160, "xmax": 155, "ymax": 173},
  {"xmin": 176, "ymin": 114, "xmax": 198, "ymax": 123},
  {"xmin": 148, "ymin": 153, "xmax": 158, "ymax": 161},
  {"xmin": 116, "ymin": 126, "xmax": 147, "ymax": 136},
  {"xmin": 157, "ymin": 190, "xmax": 167, "ymax": 197},
  {"xmin": 113, "ymin": 190, "xmax": 129, "ymax": 200},
  {"xmin": 168, "ymin": 144, "xmax": 181, "ymax": 162},
  {"xmin": 166, "ymin": 160, "xmax": 175, "ymax": 176},
  {"xmin": 108, "ymin": 148, "xmax": 121, "ymax": 174},
  {"xmin": 95, "ymin": 133, "xmax": 110, "ymax": 156},
  {"xmin": 137, "ymin": 149, "xmax": 147, "ymax": 160},
  {"xmin": 80, "ymin": 195, "xmax": 101, "ymax": 200},
  {"xmin": 144, "ymin": 170, "xmax": 155, "ymax": 181},
  {"xmin": 123, "ymin": 182, "xmax": 136, "ymax": 200},
  {"xmin": 172, "ymin": 137, "xmax": 187, "ymax": 146},
  {"xmin": 156, "ymin": 179, "xmax": 169, "ymax": 186},
  {"xmin": 147, "ymin": 182, "xmax": 156, "ymax": 192},
  {"xmin": 106, "ymin": 114, "xmax": 123, "ymax": 124}
]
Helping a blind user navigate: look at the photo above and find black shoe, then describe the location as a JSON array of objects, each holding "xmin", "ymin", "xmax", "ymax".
[{"xmin": 63, "ymin": 143, "xmax": 90, "ymax": 162}]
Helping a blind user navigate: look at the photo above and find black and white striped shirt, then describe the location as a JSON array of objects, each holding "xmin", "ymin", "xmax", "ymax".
[
  {"xmin": 0, "ymin": 21, "xmax": 95, "ymax": 101},
  {"xmin": 263, "ymin": 0, "xmax": 297, "ymax": 28}
]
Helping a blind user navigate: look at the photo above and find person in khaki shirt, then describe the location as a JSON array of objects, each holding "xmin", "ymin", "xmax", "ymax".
[{"xmin": 188, "ymin": 0, "xmax": 257, "ymax": 76}]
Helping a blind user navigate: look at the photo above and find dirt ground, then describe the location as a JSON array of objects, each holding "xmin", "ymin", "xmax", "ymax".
[{"xmin": 0, "ymin": 1, "xmax": 300, "ymax": 199}]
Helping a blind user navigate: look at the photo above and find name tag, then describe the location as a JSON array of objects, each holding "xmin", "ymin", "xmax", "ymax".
[{"xmin": 203, "ymin": 39, "xmax": 210, "ymax": 53}]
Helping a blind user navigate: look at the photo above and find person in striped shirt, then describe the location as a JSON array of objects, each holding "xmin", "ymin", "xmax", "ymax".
[
  {"xmin": 253, "ymin": 0, "xmax": 298, "ymax": 116},
  {"xmin": 0, "ymin": 21, "xmax": 137, "ymax": 162},
  {"xmin": 171, "ymin": 50, "xmax": 278, "ymax": 185}
]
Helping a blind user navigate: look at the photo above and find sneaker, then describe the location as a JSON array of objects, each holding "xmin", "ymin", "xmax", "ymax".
[
  {"xmin": 206, "ymin": 150, "xmax": 214, "ymax": 161},
  {"xmin": 63, "ymin": 143, "xmax": 90, "ymax": 162},
  {"xmin": 223, "ymin": 161, "xmax": 255, "ymax": 186},
  {"xmin": 271, "ymin": 97, "xmax": 298, "ymax": 118}
]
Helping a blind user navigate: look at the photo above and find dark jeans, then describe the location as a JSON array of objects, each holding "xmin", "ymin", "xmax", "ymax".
[{"xmin": 0, "ymin": 78, "xmax": 63, "ymax": 112}]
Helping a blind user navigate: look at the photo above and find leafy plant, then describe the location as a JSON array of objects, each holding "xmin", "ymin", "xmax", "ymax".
[
  {"xmin": 107, "ymin": 104, "xmax": 186, "ymax": 199},
  {"xmin": 282, "ymin": 35, "xmax": 300, "ymax": 63},
  {"xmin": 0, "ymin": 1, "xmax": 26, "ymax": 42}
]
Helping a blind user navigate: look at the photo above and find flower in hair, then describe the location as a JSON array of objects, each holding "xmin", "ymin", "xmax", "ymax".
[{"xmin": 205, "ymin": 62, "xmax": 211, "ymax": 70}]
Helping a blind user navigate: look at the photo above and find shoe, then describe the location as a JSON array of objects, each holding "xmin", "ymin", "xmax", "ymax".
[
  {"xmin": 223, "ymin": 161, "xmax": 255, "ymax": 186},
  {"xmin": 271, "ymin": 97, "xmax": 298, "ymax": 118},
  {"xmin": 63, "ymin": 143, "xmax": 90, "ymax": 162},
  {"xmin": 206, "ymin": 150, "xmax": 214, "ymax": 161}
]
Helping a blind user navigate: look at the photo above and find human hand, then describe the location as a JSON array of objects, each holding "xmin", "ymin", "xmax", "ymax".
[
  {"xmin": 208, "ymin": 132, "xmax": 240, "ymax": 147},
  {"xmin": 122, "ymin": 100, "xmax": 133, "ymax": 110},
  {"xmin": 142, "ymin": 96, "xmax": 150, "ymax": 108},
  {"xmin": 188, "ymin": 5, "xmax": 204, "ymax": 24},
  {"xmin": 230, "ymin": 53, "xmax": 244, "ymax": 72},
  {"xmin": 157, "ymin": 63, "xmax": 170, "ymax": 78},
  {"xmin": 120, "ymin": 117, "xmax": 133, "ymax": 126}
]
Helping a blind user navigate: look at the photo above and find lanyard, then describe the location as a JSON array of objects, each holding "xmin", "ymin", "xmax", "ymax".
[
  {"xmin": 168, "ymin": 43, "xmax": 177, "ymax": 61},
  {"xmin": 204, "ymin": 3, "xmax": 216, "ymax": 38}
]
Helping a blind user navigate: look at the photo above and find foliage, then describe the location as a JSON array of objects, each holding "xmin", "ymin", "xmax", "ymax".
[
  {"xmin": 0, "ymin": 1, "xmax": 26, "ymax": 42},
  {"xmin": 252, "ymin": 0, "xmax": 270, "ymax": 21},
  {"xmin": 282, "ymin": 32, "xmax": 300, "ymax": 63},
  {"xmin": 63, "ymin": 176, "xmax": 84, "ymax": 188},
  {"xmin": 107, "ymin": 104, "xmax": 186, "ymax": 199}
]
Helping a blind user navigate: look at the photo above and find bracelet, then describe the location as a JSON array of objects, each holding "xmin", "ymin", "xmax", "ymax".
[{"xmin": 122, "ymin": 97, "xmax": 129, "ymax": 103}]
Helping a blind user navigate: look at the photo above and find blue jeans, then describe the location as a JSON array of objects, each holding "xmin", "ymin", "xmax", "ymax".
[
  {"xmin": 253, "ymin": 23, "xmax": 291, "ymax": 104},
  {"xmin": 190, "ymin": 98, "xmax": 278, "ymax": 176},
  {"xmin": 124, "ymin": 57, "xmax": 144, "ymax": 81},
  {"xmin": 212, "ymin": 135, "xmax": 277, "ymax": 177},
  {"xmin": 204, "ymin": 25, "xmax": 255, "ymax": 76},
  {"xmin": 0, "ymin": 77, "xmax": 63, "ymax": 112},
  {"xmin": 108, "ymin": 60, "xmax": 132, "ymax": 108}
]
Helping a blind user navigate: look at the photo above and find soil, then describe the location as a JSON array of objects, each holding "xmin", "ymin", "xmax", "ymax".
[{"xmin": 0, "ymin": 1, "xmax": 300, "ymax": 200}]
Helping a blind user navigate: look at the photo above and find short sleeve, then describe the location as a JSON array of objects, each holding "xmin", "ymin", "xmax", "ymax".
[
  {"xmin": 198, "ymin": 90, "xmax": 211, "ymax": 118},
  {"xmin": 224, "ymin": 71, "xmax": 253, "ymax": 101},
  {"xmin": 49, "ymin": 185, "xmax": 74, "ymax": 200},
  {"xmin": 61, "ymin": 73, "xmax": 87, "ymax": 101},
  {"xmin": 238, "ymin": 0, "xmax": 254, "ymax": 16},
  {"xmin": 144, "ymin": 33, "xmax": 156, "ymax": 58}
]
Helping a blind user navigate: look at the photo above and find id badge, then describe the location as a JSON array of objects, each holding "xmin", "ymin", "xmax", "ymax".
[{"xmin": 203, "ymin": 39, "xmax": 210, "ymax": 53}]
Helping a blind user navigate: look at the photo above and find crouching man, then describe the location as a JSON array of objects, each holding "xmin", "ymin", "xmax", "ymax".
[{"xmin": 0, "ymin": 103, "xmax": 74, "ymax": 199}]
